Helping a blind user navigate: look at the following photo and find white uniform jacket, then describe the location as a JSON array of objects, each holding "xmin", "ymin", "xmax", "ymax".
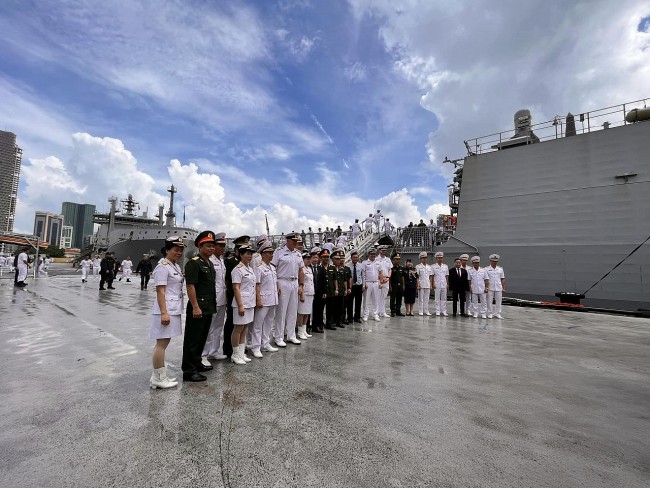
[
  {"xmin": 468, "ymin": 267, "xmax": 489, "ymax": 294},
  {"xmin": 209, "ymin": 254, "xmax": 228, "ymax": 306},
  {"xmin": 431, "ymin": 263, "xmax": 449, "ymax": 288},
  {"xmin": 255, "ymin": 261, "xmax": 279, "ymax": 306},
  {"xmin": 231, "ymin": 263, "xmax": 256, "ymax": 308},
  {"xmin": 486, "ymin": 266, "xmax": 505, "ymax": 291},
  {"xmin": 151, "ymin": 258, "xmax": 185, "ymax": 315}
]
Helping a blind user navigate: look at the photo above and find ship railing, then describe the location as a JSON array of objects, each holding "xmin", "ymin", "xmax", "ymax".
[
  {"xmin": 464, "ymin": 97, "xmax": 650, "ymax": 155},
  {"xmin": 394, "ymin": 227, "xmax": 452, "ymax": 253}
]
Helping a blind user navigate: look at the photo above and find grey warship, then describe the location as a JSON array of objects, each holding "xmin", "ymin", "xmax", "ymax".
[
  {"xmin": 92, "ymin": 185, "xmax": 197, "ymax": 264},
  {"xmin": 435, "ymin": 98, "xmax": 650, "ymax": 312}
]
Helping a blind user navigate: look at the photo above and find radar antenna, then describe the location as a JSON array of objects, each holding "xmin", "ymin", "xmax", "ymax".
[{"xmin": 165, "ymin": 185, "xmax": 177, "ymax": 227}]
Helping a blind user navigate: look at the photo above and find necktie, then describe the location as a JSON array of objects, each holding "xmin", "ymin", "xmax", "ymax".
[
  {"xmin": 458, "ymin": 268, "xmax": 461, "ymax": 277},
  {"xmin": 353, "ymin": 264, "xmax": 357, "ymax": 284}
]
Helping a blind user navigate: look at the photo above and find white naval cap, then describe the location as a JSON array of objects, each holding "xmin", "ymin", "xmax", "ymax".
[
  {"xmin": 435, "ymin": 251, "xmax": 444, "ymax": 258},
  {"xmin": 471, "ymin": 256, "xmax": 480, "ymax": 263},
  {"xmin": 310, "ymin": 246, "xmax": 322, "ymax": 254},
  {"xmin": 459, "ymin": 254, "xmax": 469, "ymax": 260},
  {"xmin": 419, "ymin": 251, "xmax": 428, "ymax": 258},
  {"xmin": 258, "ymin": 241, "xmax": 274, "ymax": 253},
  {"xmin": 255, "ymin": 234, "xmax": 268, "ymax": 247},
  {"xmin": 489, "ymin": 254, "xmax": 500, "ymax": 261}
]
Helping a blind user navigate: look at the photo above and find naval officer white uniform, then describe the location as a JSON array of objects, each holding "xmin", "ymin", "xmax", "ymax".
[
  {"xmin": 120, "ymin": 257, "xmax": 133, "ymax": 282},
  {"xmin": 250, "ymin": 241, "xmax": 279, "ymax": 356},
  {"xmin": 271, "ymin": 233, "xmax": 305, "ymax": 346},
  {"xmin": 486, "ymin": 254, "xmax": 506, "ymax": 318},
  {"xmin": 92, "ymin": 256, "xmax": 101, "ymax": 278},
  {"xmin": 432, "ymin": 252, "xmax": 449, "ymax": 316},
  {"xmin": 415, "ymin": 252, "xmax": 433, "ymax": 315},
  {"xmin": 80, "ymin": 257, "xmax": 92, "ymax": 283},
  {"xmin": 376, "ymin": 246, "xmax": 392, "ymax": 317},
  {"xmin": 362, "ymin": 249, "xmax": 383, "ymax": 321},
  {"xmin": 201, "ymin": 232, "xmax": 229, "ymax": 365},
  {"xmin": 467, "ymin": 256, "xmax": 489, "ymax": 318}
]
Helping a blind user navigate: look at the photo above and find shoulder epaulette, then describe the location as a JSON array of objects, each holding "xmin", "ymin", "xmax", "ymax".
[
  {"xmin": 256, "ymin": 262, "xmax": 263, "ymax": 267},
  {"xmin": 236, "ymin": 262, "xmax": 245, "ymax": 268},
  {"xmin": 161, "ymin": 259, "xmax": 169, "ymax": 265},
  {"xmin": 192, "ymin": 256, "xmax": 199, "ymax": 260}
]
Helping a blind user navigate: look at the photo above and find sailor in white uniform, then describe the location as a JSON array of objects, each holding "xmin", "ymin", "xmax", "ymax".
[
  {"xmin": 80, "ymin": 255, "xmax": 92, "ymax": 283},
  {"xmin": 322, "ymin": 238, "xmax": 335, "ymax": 253},
  {"xmin": 251, "ymin": 234, "xmax": 268, "ymax": 267},
  {"xmin": 149, "ymin": 236, "xmax": 185, "ymax": 389},
  {"xmin": 432, "ymin": 251, "xmax": 449, "ymax": 316},
  {"xmin": 467, "ymin": 256, "xmax": 489, "ymax": 318},
  {"xmin": 271, "ymin": 233, "xmax": 305, "ymax": 346},
  {"xmin": 351, "ymin": 219, "xmax": 361, "ymax": 241},
  {"xmin": 416, "ymin": 251, "xmax": 433, "ymax": 315},
  {"xmin": 362, "ymin": 214, "xmax": 374, "ymax": 231},
  {"xmin": 336, "ymin": 233, "xmax": 347, "ymax": 249},
  {"xmin": 230, "ymin": 245, "xmax": 257, "ymax": 365},
  {"xmin": 201, "ymin": 232, "xmax": 229, "ymax": 365},
  {"xmin": 119, "ymin": 256, "xmax": 133, "ymax": 282},
  {"xmin": 250, "ymin": 241, "xmax": 279, "ymax": 356},
  {"xmin": 362, "ymin": 248, "xmax": 383, "ymax": 321},
  {"xmin": 16, "ymin": 247, "xmax": 30, "ymax": 287},
  {"xmin": 92, "ymin": 255, "xmax": 101, "ymax": 278},
  {"xmin": 486, "ymin": 254, "xmax": 506, "ymax": 319},
  {"xmin": 373, "ymin": 209, "xmax": 383, "ymax": 233},
  {"xmin": 377, "ymin": 246, "xmax": 392, "ymax": 317}
]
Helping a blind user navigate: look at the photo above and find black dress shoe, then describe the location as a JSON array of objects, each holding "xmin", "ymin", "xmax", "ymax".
[
  {"xmin": 312, "ymin": 327, "xmax": 324, "ymax": 333},
  {"xmin": 325, "ymin": 325, "xmax": 337, "ymax": 330},
  {"xmin": 108, "ymin": 286, "xmax": 115, "ymax": 289},
  {"xmin": 396, "ymin": 313, "xmax": 405, "ymax": 316},
  {"xmin": 336, "ymin": 323, "xmax": 345, "ymax": 328},
  {"xmin": 197, "ymin": 364, "xmax": 213, "ymax": 372},
  {"xmin": 354, "ymin": 319, "xmax": 362, "ymax": 323},
  {"xmin": 99, "ymin": 287, "xmax": 106, "ymax": 290},
  {"xmin": 183, "ymin": 373, "xmax": 207, "ymax": 382},
  {"xmin": 390, "ymin": 312, "xmax": 395, "ymax": 317}
]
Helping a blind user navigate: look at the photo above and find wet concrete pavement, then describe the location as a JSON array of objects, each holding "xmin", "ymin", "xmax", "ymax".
[{"xmin": 1, "ymin": 275, "xmax": 649, "ymax": 487}]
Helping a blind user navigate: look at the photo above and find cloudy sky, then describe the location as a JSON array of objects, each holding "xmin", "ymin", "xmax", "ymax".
[{"xmin": 1, "ymin": 0, "xmax": 649, "ymax": 236}]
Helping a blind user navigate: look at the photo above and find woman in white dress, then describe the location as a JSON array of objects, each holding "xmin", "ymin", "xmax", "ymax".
[
  {"xmin": 231, "ymin": 245, "xmax": 256, "ymax": 365},
  {"xmin": 149, "ymin": 236, "xmax": 185, "ymax": 389},
  {"xmin": 296, "ymin": 252, "xmax": 315, "ymax": 339}
]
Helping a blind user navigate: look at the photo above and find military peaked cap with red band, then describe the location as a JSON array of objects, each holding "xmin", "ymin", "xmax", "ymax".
[{"xmin": 195, "ymin": 230, "xmax": 217, "ymax": 247}]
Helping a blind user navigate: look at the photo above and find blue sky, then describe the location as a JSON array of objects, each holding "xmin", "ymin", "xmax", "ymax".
[{"xmin": 1, "ymin": 0, "xmax": 649, "ymax": 235}]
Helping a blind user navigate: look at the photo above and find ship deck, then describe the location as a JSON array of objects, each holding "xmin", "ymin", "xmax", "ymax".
[{"xmin": 1, "ymin": 266, "xmax": 649, "ymax": 488}]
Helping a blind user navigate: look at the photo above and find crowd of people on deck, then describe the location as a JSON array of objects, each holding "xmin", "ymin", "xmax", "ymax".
[{"xmin": 147, "ymin": 230, "xmax": 506, "ymax": 390}]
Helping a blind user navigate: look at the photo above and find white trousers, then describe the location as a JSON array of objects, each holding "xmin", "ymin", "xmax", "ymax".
[
  {"xmin": 363, "ymin": 282, "xmax": 380, "ymax": 317},
  {"xmin": 488, "ymin": 291, "xmax": 503, "ymax": 316},
  {"xmin": 471, "ymin": 292, "xmax": 487, "ymax": 315},
  {"xmin": 17, "ymin": 265, "xmax": 28, "ymax": 282},
  {"xmin": 202, "ymin": 305, "xmax": 227, "ymax": 357},
  {"xmin": 418, "ymin": 288, "xmax": 431, "ymax": 314},
  {"xmin": 380, "ymin": 284, "xmax": 389, "ymax": 313},
  {"xmin": 122, "ymin": 268, "xmax": 132, "ymax": 279},
  {"xmin": 434, "ymin": 287, "xmax": 447, "ymax": 313},
  {"xmin": 93, "ymin": 267, "xmax": 99, "ymax": 277},
  {"xmin": 81, "ymin": 267, "xmax": 89, "ymax": 280},
  {"xmin": 250, "ymin": 305, "xmax": 276, "ymax": 350},
  {"xmin": 464, "ymin": 291, "xmax": 471, "ymax": 314},
  {"xmin": 275, "ymin": 280, "xmax": 298, "ymax": 341}
]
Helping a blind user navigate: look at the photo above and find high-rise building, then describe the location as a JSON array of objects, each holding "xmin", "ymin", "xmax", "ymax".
[
  {"xmin": 61, "ymin": 225, "xmax": 73, "ymax": 249},
  {"xmin": 61, "ymin": 202, "xmax": 96, "ymax": 249},
  {"xmin": 34, "ymin": 211, "xmax": 64, "ymax": 247},
  {"xmin": 0, "ymin": 130, "xmax": 23, "ymax": 232}
]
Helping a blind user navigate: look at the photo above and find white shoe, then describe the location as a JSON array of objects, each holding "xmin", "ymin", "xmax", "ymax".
[
  {"xmin": 373, "ymin": 315, "xmax": 380, "ymax": 322},
  {"xmin": 496, "ymin": 314, "xmax": 503, "ymax": 319},
  {"xmin": 382, "ymin": 313, "xmax": 390, "ymax": 318},
  {"xmin": 436, "ymin": 312, "xmax": 441, "ymax": 316},
  {"xmin": 150, "ymin": 367, "xmax": 178, "ymax": 389},
  {"xmin": 200, "ymin": 357, "xmax": 211, "ymax": 367},
  {"xmin": 287, "ymin": 337, "xmax": 302, "ymax": 344},
  {"xmin": 425, "ymin": 312, "xmax": 432, "ymax": 316},
  {"xmin": 442, "ymin": 312, "xmax": 448, "ymax": 317},
  {"xmin": 262, "ymin": 345, "xmax": 279, "ymax": 352},
  {"xmin": 362, "ymin": 316, "xmax": 368, "ymax": 322},
  {"xmin": 304, "ymin": 330, "xmax": 312, "ymax": 338},
  {"xmin": 297, "ymin": 326, "xmax": 308, "ymax": 339},
  {"xmin": 239, "ymin": 345, "xmax": 252, "ymax": 362},
  {"xmin": 275, "ymin": 340, "xmax": 287, "ymax": 347},
  {"xmin": 230, "ymin": 349, "xmax": 246, "ymax": 365},
  {"xmin": 473, "ymin": 313, "xmax": 478, "ymax": 318},
  {"xmin": 252, "ymin": 349, "xmax": 263, "ymax": 358},
  {"xmin": 419, "ymin": 312, "xmax": 424, "ymax": 316},
  {"xmin": 487, "ymin": 314, "xmax": 493, "ymax": 319},
  {"xmin": 208, "ymin": 354, "xmax": 227, "ymax": 360},
  {"xmin": 481, "ymin": 314, "xmax": 487, "ymax": 319}
]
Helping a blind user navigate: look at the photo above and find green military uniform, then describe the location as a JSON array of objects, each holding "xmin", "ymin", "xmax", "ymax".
[
  {"xmin": 182, "ymin": 231, "xmax": 217, "ymax": 379},
  {"xmin": 324, "ymin": 264, "xmax": 337, "ymax": 327},
  {"xmin": 333, "ymin": 265, "xmax": 348, "ymax": 326},
  {"xmin": 389, "ymin": 264, "xmax": 406, "ymax": 316}
]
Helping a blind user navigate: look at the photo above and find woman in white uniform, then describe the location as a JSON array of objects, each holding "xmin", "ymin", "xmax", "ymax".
[
  {"xmin": 248, "ymin": 240, "xmax": 279, "ymax": 358},
  {"xmin": 296, "ymin": 252, "xmax": 315, "ymax": 340},
  {"xmin": 149, "ymin": 236, "xmax": 185, "ymax": 389},
  {"xmin": 231, "ymin": 244, "xmax": 256, "ymax": 365}
]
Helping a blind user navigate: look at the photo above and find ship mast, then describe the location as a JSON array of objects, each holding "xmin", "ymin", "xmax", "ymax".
[{"xmin": 165, "ymin": 185, "xmax": 177, "ymax": 227}]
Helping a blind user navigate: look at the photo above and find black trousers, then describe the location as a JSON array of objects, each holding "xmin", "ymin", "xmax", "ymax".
[
  {"xmin": 452, "ymin": 290, "xmax": 466, "ymax": 315},
  {"xmin": 333, "ymin": 295, "xmax": 344, "ymax": 325},
  {"xmin": 99, "ymin": 272, "xmax": 114, "ymax": 289},
  {"xmin": 325, "ymin": 296, "xmax": 337, "ymax": 325},
  {"xmin": 390, "ymin": 290, "xmax": 403, "ymax": 314},
  {"xmin": 140, "ymin": 273, "xmax": 150, "ymax": 289},
  {"xmin": 346, "ymin": 284, "xmax": 363, "ymax": 321},
  {"xmin": 312, "ymin": 295, "xmax": 325, "ymax": 328},
  {"xmin": 181, "ymin": 311, "xmax": 213, "ymax": 374},
  {"xmin": 223, "ymin": 291, "xmax": 235, "ymax": 357}
]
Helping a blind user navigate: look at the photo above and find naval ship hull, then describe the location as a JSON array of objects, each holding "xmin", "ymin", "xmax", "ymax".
[
  {"xmin": 100, "ymin": 227, "xmax": 197, "ymax": 267},
  {"xmin": 439, "ymin": 120, "xmax": 650, "ymax": 311}
]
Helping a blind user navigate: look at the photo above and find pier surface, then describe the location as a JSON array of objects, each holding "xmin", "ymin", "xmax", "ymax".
[{"xmin": 1, "ymin": 270, "xmax": 649, "ymax": 488}]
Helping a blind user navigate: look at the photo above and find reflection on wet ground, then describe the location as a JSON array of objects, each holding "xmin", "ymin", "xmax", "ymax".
[{"xmin": 1, "ymin": 275, "xmax": 649, "ymax": 487}]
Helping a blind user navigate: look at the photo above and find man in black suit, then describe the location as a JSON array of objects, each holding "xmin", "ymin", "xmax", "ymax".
[
  {"xmin": 449, "ymin": 258, "xmax": 469, "ymax": 317},
  {"xmin": 311, "ymin": 248, "xmax": 327, "ymax": 333}
]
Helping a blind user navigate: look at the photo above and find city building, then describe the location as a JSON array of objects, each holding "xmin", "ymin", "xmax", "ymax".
[
  {"xmin": 61, "ymin": 202, "xmax": 96, "ymax": 249},
  {"xmin": 34, "ymin": 211, "xmax": 64, "ymax": 247},
  {"xmin": 61, "ymin": 225, "xmax": 73, "ymax": 249},
  {"xmin": 0, "ymin": 130, "xmax": 23, "ymax": 232}
]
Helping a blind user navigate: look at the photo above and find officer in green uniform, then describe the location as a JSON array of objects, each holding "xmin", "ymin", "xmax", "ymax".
[
  {"xmin": 389, "ymin": 253, "xmax": 406, "ymax": 317},
  {"xmin": 223, "ymin": 235, "xmax": 250, "ymax": 358},
  {"xmin": 333, "ymin": 250, "xmax": 348, "ymax": 328},
  {"xmin": 323, "ymin": 250, "xmax": 338, "ymax": 330},
  {"xmin": 182, "ymin": 231, "xmax": 217, "ymax": 382},
  {"xmin": 342, "ymin": 257, "xmax": 352, "ymax": 325}
]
